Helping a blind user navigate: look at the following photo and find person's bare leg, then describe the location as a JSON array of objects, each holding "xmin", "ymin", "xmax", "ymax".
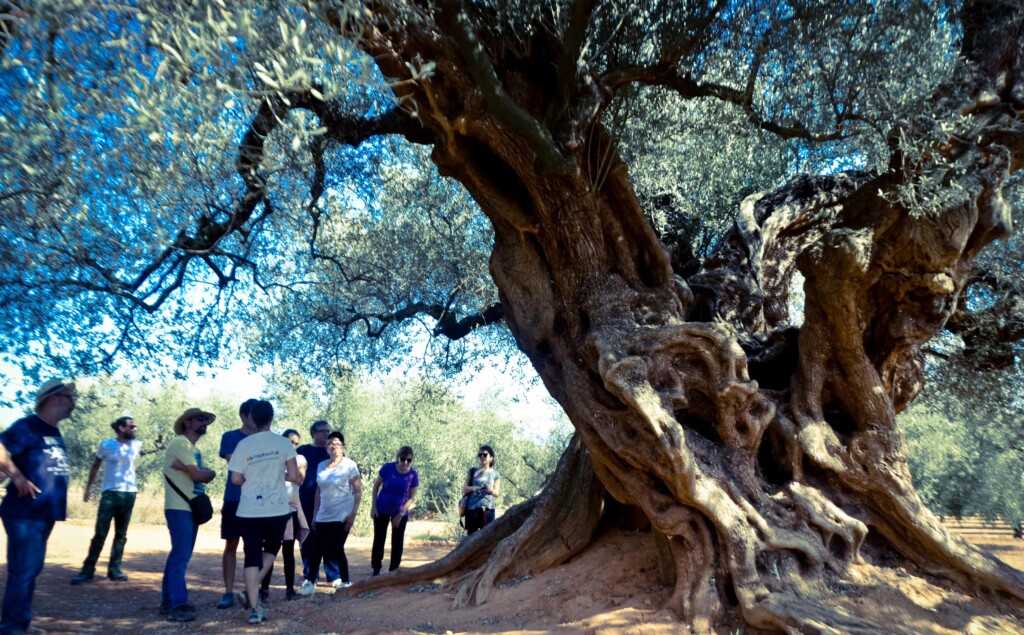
[
  {"xmin": 223, "ymin": 537, "xmax": 239, "ymax": 593},
  {"xmin": 244, "ymin": 566, "xmax": 260, "ymax": 610},
  {"xmin": 244, "ymin": 553, "xmax": 276, "ymax": 609}
]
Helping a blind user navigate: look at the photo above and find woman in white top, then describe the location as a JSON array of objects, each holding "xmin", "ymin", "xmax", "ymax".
[
  {"xmin": 228, "ymin": 401, "xmax": 301, "ymax": 624},
  {"xmin": 260, "ymin": 429, "xmax": 309, "ymax": 601},
  {"xmin": 463, "ymin": 444, "xmax": 501, "ymax": 535},
  {"xmin": 297, "ymin": 431, "xmax": 362, "ymax": 595}
]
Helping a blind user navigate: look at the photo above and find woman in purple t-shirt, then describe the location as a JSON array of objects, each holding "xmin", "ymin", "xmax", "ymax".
[{"xmin": 369, "ymin": 446, "xmax": 419, "ymax": 576}]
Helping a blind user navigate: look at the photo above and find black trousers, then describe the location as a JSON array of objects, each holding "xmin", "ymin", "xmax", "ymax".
[
  {"xmin": 306, "ymin": 521, "xmax": 350, "ymax": 583},
  {"xmin": 371, "ymin": 513, "xmax": 408, "ymax": 573},
  {"xmin": 466, "ymin": 507, "xmax": 494, "ymax": 535},
  {"xmin": 262, "ymin": 511, "xmax": 299, "ymax": 591}
]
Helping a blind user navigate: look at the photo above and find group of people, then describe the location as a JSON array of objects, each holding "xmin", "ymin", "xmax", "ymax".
[{"xmin": 0, "ymin": 379, "xmax": 502, "ymax": 633}]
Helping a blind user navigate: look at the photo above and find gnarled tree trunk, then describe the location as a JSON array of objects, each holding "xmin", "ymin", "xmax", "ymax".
[{"xmin": 344, "ymin": 2, "xmax": 1024, "ymax": 632}]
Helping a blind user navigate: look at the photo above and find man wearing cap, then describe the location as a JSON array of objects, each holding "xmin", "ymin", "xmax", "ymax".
[
  {"xmin": 0, "ymin": 379, "xmax": 76, "ymax": 635},
  {"xmin": 161, "ymin": 408, "xmax": 217, "ymax": 623},
  {"xmin": 70, "ymin": 416, "xmax": 142, "ymax": 585}
]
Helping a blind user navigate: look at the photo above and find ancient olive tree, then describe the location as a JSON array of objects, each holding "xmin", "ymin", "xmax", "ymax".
[{"xmin": 3, "ymin": 0, "xmax": 1024, "ymax": 632}]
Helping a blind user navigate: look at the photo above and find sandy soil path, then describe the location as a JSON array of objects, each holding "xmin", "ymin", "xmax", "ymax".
[{"xmin": 2, "ymin": 517, "xmax": 1023, "ymax": 634}]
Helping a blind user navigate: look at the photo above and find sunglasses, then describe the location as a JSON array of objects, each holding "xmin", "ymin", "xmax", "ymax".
[
  {"xmin": 400, "ymin": 457, "xmax": 413, "ymax": 463},
  {"xmin": 193, "ymin": 415, "xmax": 211, "ymax": 423},
  {"xmin": 478, "ymin": 453, "xmax": 489, "ymax": 458}
]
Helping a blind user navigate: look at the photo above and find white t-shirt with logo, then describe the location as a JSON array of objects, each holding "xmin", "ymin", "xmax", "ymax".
[
  {"xmin": 315, "ymin": 457, "xmax": 360, "ymax": 522},
  {"xmin": 227, "ymin": 431, "xmax": 297, "ymax": 518},
  {"xmin": 97, "ymin": 438, "xmax": 142, "ymax": 493}
]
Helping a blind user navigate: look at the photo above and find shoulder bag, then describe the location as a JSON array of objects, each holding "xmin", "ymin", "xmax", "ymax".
[{"xmin": 165, "ymin": 474, "xmax": 214, "ymax": 525}]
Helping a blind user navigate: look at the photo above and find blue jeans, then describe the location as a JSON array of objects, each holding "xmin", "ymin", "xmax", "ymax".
[
  {"xmin": 1, "ymin": 516, "xmax": 55, "ymax": 632},
  {"xmin": 161, "ymin": 509, "xmax": 198, "ymax": 609}
]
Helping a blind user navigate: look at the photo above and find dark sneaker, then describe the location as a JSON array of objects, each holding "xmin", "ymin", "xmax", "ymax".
[
  {"xmin": 236, "ymin": 590, "xmax": 251, "ymax": 610},
  {"xmin": 285, "ymin": 589, "xmax": 297, "ymax": 601},
  {"xmin": 259, "ymin": 588, "xmax": 270, "ymax": 604},
  {"xmin": 166, "ymin": 605, "xmax": 197, "ymax": 622},
  {"xmin": 159, "ymin": 601, "xmax": 193, "ymax": 616},
  {"xmin": 215, "ymin": 593, "xmax": 234, "ymax": 609},
  {"xmin": 70, "ymin": 572, "xmax": 94, "ymax": 585},
  {"xmin": 107, "ymin": 571, "xmax": 128, "ymax": 582},
  {"xmin": 247, "ymin": 606, "xmax": 268, "ymax": 624}
]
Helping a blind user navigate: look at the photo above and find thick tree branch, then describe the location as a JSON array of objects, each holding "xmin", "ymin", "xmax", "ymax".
[
  {"xmin": 433, "ymin": 302, "xmax": 504, "ymax": 339},
  {"xmin": 545, "ymin": 0, "xmax": 597, "ymax": 132},
  {"xmin": 435, "ymin": 0, "xmax": 571, "ymax": 172},
  {"xmin": 946, "ymin": 266, "xmax": 1024, "ymax": 369},
  {"xmin": 315, "ymin": 301, "xmax": 503, "ymax": 342},
  {"xmin": 600, "ymin": 63, "xmax": 846, "ymax": 142},
  {"xmin": 51, "ymin": 94, "xmax": 431, "ymax": 313}
]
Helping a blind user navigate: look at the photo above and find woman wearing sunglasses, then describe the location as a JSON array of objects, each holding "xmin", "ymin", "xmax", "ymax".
[
  {"xmin": 369, "ymin": 446, "xmax": 419, "ymax": 576},
  {"xmin": 463, "ymin": 445, "xmax": 500, "ymax": 535}
]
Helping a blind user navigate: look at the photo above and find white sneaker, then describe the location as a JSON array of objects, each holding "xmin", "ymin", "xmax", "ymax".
[
  {"xmin": 330, "ymin": 579, "xmax": 342, "ymax": 589},
  {"xmin": 297, "ymin": 580, "xmax": 315, "ymax": 596}
]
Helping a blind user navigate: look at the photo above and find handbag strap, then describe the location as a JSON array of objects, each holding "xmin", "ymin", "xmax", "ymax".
[{"xmin": 165, "ymin": 473, "xmax": 193, "ymax": 504}]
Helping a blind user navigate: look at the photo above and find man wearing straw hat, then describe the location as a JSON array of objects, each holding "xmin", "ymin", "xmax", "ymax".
[
  {"xmin": 160, "ymin": 407, "xmax": 217, "ymax": 623},
  {"xmin": 0, "ymin": 378, "xmax": 76, "ymax": 635}
]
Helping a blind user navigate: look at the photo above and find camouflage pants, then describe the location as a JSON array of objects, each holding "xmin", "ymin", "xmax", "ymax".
[{"xmin": 80, "ymin": 490, "xmax": 136, "ymax": 576}]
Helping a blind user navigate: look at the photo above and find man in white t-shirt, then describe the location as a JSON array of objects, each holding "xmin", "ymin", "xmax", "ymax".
[
  {"xmin": 228, "ymin": 400, "xmax": 301, "ymax": 625},
  {"xmin": 71, "ymin": 416, "xmax": 143, "ymax": 584}
]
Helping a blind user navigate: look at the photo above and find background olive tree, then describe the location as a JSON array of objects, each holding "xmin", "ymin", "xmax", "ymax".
[{"xmin": 58, "ymin": 373, "xmax": 569, "ymax": 536}]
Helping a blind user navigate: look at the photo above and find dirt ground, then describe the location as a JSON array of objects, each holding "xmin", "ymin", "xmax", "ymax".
[{"xmin": 3, "ymin": 517, "xmax": 1024, "ymax": 634}]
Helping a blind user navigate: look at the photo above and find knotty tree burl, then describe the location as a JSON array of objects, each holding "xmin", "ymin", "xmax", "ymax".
[
  {"xmin": 331, "ymin": 1, "xmax": 1024, "ymax": 632},
  {"xmin": 3, "ymin": 0, "xmax": 1024, "ymax": 632}
]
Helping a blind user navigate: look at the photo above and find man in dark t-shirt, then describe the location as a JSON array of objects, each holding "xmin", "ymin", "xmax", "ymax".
[
  {"xmin": 0, "ymin": 379, "xmax": 76, "ymax": 634},
  {"xmin": 296, "ymin": 419, "xmax": 336, "ymax": 582}
]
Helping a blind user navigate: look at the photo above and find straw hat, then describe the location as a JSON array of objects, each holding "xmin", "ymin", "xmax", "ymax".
[
  {"xmin": 173, "ymin": 408, "xmax": 216, "ymax": 435},
  {"xmin": 35, "ymin": 379, "xmax": 76, "ymax": 411}
]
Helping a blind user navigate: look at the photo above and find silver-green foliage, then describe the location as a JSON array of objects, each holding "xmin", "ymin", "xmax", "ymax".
[
  {"xmin": 0, "ymin": 0, "xmax": 965, "ymax": 383},
  {"xmin": 900, "ymin": 364, "xmax": 1024, "ymax": 528}
]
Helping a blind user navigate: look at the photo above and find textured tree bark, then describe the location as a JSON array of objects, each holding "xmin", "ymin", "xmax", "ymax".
[{"xmin": 339, "ymin": 3, "xmax": 1024, "ymax": 632}]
